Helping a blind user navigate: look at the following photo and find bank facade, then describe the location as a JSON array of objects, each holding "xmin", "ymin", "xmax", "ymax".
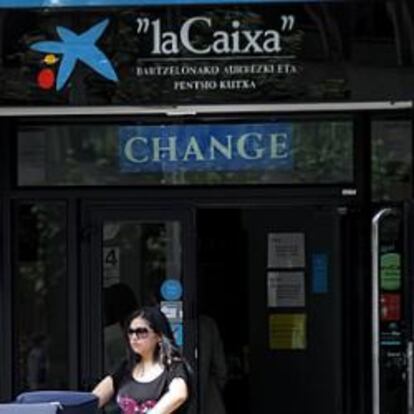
[{"xmin": 0, "ymin": 1, "xmax": 413, "ymax": 414}]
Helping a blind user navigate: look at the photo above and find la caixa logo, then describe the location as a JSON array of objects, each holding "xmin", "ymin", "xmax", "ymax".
[{"xmin": 30, "ymin": 18, "xmax": 118, "ymax": 90}]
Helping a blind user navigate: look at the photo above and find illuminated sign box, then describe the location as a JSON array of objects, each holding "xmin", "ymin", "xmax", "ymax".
[
  {"xmin": 0, "ymin": 0, "xmax": 341, "ymax": 7},
  {"xmin": 119, "ymin": 124, "xmax": 293, "ymax": 173},
  {"xmin": 1, "ymin": 2, "xmax": 408, "ymax": 106}
]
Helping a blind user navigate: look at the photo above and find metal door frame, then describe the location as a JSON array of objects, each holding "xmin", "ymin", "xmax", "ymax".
[{"xmin": 80, "ymin": 201, "xmax": 198, "ymax": 395}]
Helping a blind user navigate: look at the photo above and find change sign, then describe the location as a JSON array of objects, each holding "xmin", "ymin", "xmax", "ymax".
[{"xmin": 119, "ymin": 123, "xmax": 293, "ymax": 173}]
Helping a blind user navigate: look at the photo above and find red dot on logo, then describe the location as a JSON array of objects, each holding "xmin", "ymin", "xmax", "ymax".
[{"xmin": 37, "ymin": 68, "xmax": 55, "ymax": 90}]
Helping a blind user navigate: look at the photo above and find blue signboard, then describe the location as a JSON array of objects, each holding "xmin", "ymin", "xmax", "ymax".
[
  {"xmin": 0, "ymin": 0, "xmax": 340, "ymax": 8},
  {"xmin": 312, "ymin": 253, "xmax": 328, "ymax": 294},
  {"xmin": 119, "ymin": 123, "xmax": 293, "ymax": 173}
]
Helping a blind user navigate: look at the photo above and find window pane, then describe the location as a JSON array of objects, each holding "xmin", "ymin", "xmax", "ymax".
[
  {"xmin": 14, "ymin": 202, "xmax": 68, "ymax": 393},
  {"xmin": 18, "ymin": 120, "xmax": 353, "ymax": 186},
  {"xmin": 102, "ymin": 220, "xmax": 183, "ymax": 373},
  {"xmin": 372, "ymin": 120, "xmax": 412, "ymax": 201}
]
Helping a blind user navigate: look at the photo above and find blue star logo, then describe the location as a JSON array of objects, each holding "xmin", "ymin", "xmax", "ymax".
[{"xmin": 30, "ymin": 19, "xmax": 118, "ymax": 91}]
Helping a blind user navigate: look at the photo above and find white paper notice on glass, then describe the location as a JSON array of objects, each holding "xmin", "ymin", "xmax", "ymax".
[
  {"xmin": 103, "ymin": 246, "xmax": 120, "ymax": 287},
  {"xmin": 267, "ymin": 233, "xmax": 305, "ymax": 268},
  {"xmin": 267, "ymin": 271, "xmax": 305, "ymax": 307}
]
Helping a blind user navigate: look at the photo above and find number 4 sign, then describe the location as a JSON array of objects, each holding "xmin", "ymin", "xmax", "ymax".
[{"xmin": 103, "ymin": 246, "xmax": 120, "ymax": 287}]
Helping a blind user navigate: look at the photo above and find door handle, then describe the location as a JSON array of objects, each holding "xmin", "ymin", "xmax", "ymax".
[
  {"xmin": 372, "ymin": 208, "xmax": 398, "ymax": 414},
  {"xmin": 408, "ymin": 341, "xmax": 413, "ymax": 414}
]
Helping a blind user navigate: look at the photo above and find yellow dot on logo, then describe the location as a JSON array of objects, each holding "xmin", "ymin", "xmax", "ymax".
[{"xmin": 44, "ymin": 54, "xmax": 59, "ymax": 65}]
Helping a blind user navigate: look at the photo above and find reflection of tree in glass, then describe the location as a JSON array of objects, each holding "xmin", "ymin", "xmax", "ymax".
[
  {"xmin": 141, "ymin": 225, "xmax": 167, "ymax": 301},
  {"xmin": 59, "ymin": 126, "xmax": 117, "ymax": 185},
  {"xmin": 294, "ymin": 121, "xmax": 353, "ymax": 183},
  {"xmin": 17, "ymin": 203, "xmax": 67, "ymax": 392},
  {"xmin": 18, "ymin": 204, "xmax": 65, "ymax": 302},
  {"xmin": 372, "ymin": 137, "xmax": 411, "ymax": 201},
  {"xmin": 145, "ymin": 225, "xmax": 167, "ymax": 272}
]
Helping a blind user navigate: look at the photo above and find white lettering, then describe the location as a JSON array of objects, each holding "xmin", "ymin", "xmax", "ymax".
[
  {"xmin": 270, "ymin": 133, "xmax": 289, "ymax": 159},
  {"xmin": 263, "ymin": 31, "xmax": 281, "ymax": 53},
  {"xmin": 237, "ymin": 133, "xmax": 264, "ymax": 160},
  {"xmin": 152, "ymin": 137, "xmax": 178, "ymax": 161},
  {"xmin": 183, "ymin": 137, "xmax": 205, "ymax": 161},
  {"xmin": 181, "ymin": 17, "xmax": 211, "ymax": 54},
  {"xmin": 242, "ymin": 30, "xmax": 263, "ymax": 53},
  {"xmin": 161, "ymin": 32, "xmax": 179, "ymax": 55},
  {"xmin": 123, "ymin": 130, "xmax": 290, "ymax": 166},
  {"xmin": 124, "ymin": 137, "xmax": 149, "ymax": 163},
  {"xmin": 209, "ymin": 136, "xmax": 233, "ymax": 160},
  {"xmin": 152, "ymin": 20, "xmax": 162, "ymax": 55},
  {"xmin": 212, "ymin": 31, "xmax": 230, "ymax": 54},
  {"xmin": 149, "ymin": 16, "xmax": 285, "ymax": 56}
]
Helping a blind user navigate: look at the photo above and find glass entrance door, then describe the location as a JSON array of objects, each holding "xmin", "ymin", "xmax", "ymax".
[
  {"xmin": 80, "ymin": 204, "xmax": 196, "ymax": 411},
  {"xmin": 197, "ymin": 206, "xmax": 353, "ymax": 414},
  {"xmin": 243, "ymin": 207, "xmax": 344, "ymax": 414},
  {"xmin": 80, "ymin": 203, "xmax": 360, "ymax": 414},
  {"xmin": 372, "ymin": 206, "xmax": 413, "ymax": 414}
]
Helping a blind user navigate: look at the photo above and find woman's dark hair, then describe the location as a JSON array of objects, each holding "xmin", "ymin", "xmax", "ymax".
[{"xmin": 124, "ymin": 306, "xmax": 182, "ymax": 368}]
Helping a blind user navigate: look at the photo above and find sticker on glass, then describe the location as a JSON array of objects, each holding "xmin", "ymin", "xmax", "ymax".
[{"xmin": 160, "ymin": 279, "xmax": 183, "ymax": 301}]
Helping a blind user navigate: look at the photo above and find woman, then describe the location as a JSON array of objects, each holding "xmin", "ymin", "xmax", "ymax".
[{"xmin": 93, "ymin": 306, "xmax": 190, "ymax": 414}]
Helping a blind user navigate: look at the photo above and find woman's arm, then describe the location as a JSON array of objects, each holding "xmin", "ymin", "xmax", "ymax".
[
  {"xmin": 92, "ymin": 375, "xmax": 115, "ymax": 408},
  {"xmin": 149, "ymin": 377, "xmax": 188, "ymax": 414}
]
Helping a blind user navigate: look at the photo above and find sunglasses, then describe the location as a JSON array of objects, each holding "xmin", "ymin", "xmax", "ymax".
[{"xmin": 127, "ymin": 327, "xmax": 152, "ymax": 339}]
